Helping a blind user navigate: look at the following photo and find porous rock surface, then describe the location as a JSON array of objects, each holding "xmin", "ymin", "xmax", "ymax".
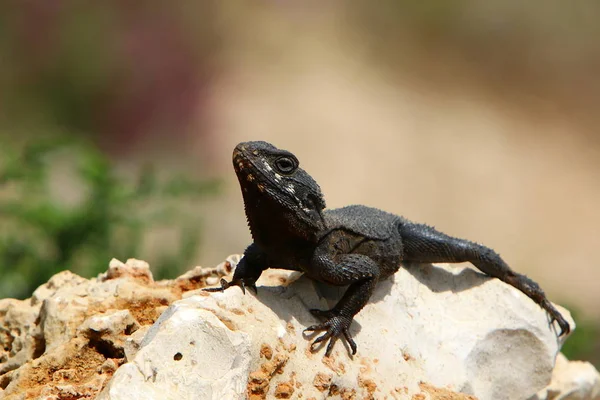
[
  {"xmin": 0, "ymin": 256, "xmax": 597, "ymax": 400},
  {"xmin": 0, "ymin": 258, "xmax": 232, "ymax": 399}
]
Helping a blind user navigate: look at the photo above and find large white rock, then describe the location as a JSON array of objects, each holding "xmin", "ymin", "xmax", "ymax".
[
  {"xmin": 534, "ymin": 353, "xmax": 600, "ymax": 400},
  {"xmin": 98, "ymin": 306, "xmax": 251, "ymax": 400},
  {"xmin": 102, "ymin": 261, "xmax": 575, "ymax": 400}
]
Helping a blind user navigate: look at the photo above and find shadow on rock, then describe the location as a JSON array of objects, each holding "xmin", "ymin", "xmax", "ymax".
[{"xmin": 402, "ymin": 262, "xmax": 490, "ymax": 293}]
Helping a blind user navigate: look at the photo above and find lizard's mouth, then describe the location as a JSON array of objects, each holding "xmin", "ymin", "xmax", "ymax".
[
  {"xmin": 232, "ymin": 145, "xmax": 251, "ymax": 173},
  {"xmin": 232, "ymin": 145, "xmax": 265, "ymax": 191}
]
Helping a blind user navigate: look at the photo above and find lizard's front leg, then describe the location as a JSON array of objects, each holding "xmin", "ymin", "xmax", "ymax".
[
  {"xmin": 204, "ymin": 243, "xmax": 267, "ymax": 294},
  {"xmin": 305, "ymin": 252, "xmax": 380, "ymax": 356}
]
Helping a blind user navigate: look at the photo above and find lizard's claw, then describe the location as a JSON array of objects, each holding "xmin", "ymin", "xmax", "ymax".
[
  {"xmin": 541, "ymin": 300, "xmax": 571, "ymax": 336},
  {"xmin": 203, "ymin": 278, "xmax": 257, "ymax": 295},
  {"xmin": 550, "ymin": 310, "xmax": 571, "ymax": 337},
  {"xmin": 304, "ymin": 310, "xmax": 357, "ymax": 357}
]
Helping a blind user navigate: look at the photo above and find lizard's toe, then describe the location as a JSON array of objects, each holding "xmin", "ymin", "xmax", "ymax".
[
  {"xmin": 544, "ymin": 304, "xmax": 570, "ymax": 336},
  {"xmin": 553, "ymin": 314, "xmax": 571, "ymax": 336},
  {"xmin": 312, "ymin": 329, "xmax": 334, "ymax": 347},
  {"xmin": 343, "ymin": 328, "xmax": 357, "ymax": 355},
  {"xmin": 203, "ymin": 278, "xmax": 257, "ymax": 295},
  {"xmin": 203, "ymin": 278, "xmax": 230, "ymax": 292},
  {"xmin": 239, "ymin": 279, "xmax": 258, "ymax": 295},
  {"xmin": 304, "ymin": 314, "xmax": 355, "ymax": 356}
]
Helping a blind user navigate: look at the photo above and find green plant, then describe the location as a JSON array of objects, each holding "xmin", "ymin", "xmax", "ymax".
[
  {"xmin": 0, "ymin": 136, "xmax": 219, "ymax": 299},
  {"xmin": 561, "ymin": 306, "xmax": 600, "ymax": 368}
]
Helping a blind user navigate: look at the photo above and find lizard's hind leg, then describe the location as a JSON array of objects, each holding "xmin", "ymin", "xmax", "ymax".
[
  {"xmin": 399, "ymin": 222, "xmax": 570, "ymax": 335},
  {"xmin": 305, "ymin": 253, "xmax": 381, "ymax": 356}
]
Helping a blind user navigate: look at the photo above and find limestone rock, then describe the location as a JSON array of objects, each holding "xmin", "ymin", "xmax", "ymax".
[
  {"xmin": 534, "ymin": 353, "xmax": 600, "ymax": 400},
  {"xmin": 78, "ymin": 309, "xmax": 141, "ymax": 359},
  {"xmin": 103, "ymin": 261, "xmax": 578, "ymax": 400},
  {"xmin": 0, "ymin": 299, "xmax": 41, "ymax": 376},
  {"xmin": 0, "ymin": 257, "xmax": 231, "ymax": 399},
  {"xmin": 98, "ymin": 306, "xmax": 252, "ymax": 400},
  {"xmin": 101, "ymin": 258, "xmax": 154, "ymax": 284},
  {"xmin": 1, "ymin": 255, "xmax": 595, "ymax": 400}
]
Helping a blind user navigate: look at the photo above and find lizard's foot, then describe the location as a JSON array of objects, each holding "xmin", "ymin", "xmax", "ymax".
[
  {"xmin": 515, "ymin": 277, "xmax": 571, "ymax": 336},
  {"xmin": 304, "ymin": 309, "xmax": 357, "ymax": 357},
  {"xmin": 203, "ymin": 278, "xmax": 257, "ymax": 295},
  {"xmin": 543, "ymin": 301, "xmax": 571, "ymax": 336}
]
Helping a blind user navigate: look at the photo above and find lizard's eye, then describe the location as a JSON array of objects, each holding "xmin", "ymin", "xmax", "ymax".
[{"xmin": 275, "ymin": 157, "xmax": 297, "ymax": 174}]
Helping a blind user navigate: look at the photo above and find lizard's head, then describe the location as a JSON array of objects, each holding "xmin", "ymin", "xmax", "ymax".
[{"xmin": 233, "ymin": 141, "xmax": 326, "ymax": 234}]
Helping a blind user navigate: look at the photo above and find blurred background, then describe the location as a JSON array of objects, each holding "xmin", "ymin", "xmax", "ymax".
[{"xmin": 0, "ymin": 1, "xmax": 598, "ymax": 364}]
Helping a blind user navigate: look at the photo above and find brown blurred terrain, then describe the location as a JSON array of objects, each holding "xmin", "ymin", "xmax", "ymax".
[{"xmin": 0, "ymin": 2, "xmax": 599, "ymax": 318}]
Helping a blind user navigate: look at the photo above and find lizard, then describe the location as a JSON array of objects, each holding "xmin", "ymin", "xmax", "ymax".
[{"xmin": 205, "ymin": 140, "xmax": 570, "ymax": 356}]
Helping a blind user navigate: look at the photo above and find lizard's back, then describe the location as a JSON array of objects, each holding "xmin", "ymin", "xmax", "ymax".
[
  {"xmin": 324, "ymin": 204, "xmax": 405, "ymax": 240},
  {"xmin": 323, "ymin": 205, "xmax": 405, "ymax": 278}
]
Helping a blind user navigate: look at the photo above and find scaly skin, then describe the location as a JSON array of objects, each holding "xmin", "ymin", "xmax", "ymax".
[{"xmin": 205, "ymin": 141, "xmax": 570, "ymax": 357}]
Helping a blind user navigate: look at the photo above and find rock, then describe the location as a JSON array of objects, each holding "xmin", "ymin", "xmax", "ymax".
[
  {"xmin": 79, "ymin": 309, "xmax": 141, "ymax": 359},
  {"xmin": 0, "ymin": 257, "xmax": 231, "ymax": 399},
  {"xmin": 534, "ymin": 353, "xmax": 600, "ymax": 400},
  {"xmin": 102, "ymin": 261, "xmax": 578, "ymax": 400},
  {"xmin": 98, "ymin": 306, "xmax": 252, "ymax": 400},
  {"xmin": 123, "ymin": 325, "xmax": 151, "ymax": 361},
  {"xmin": 1, "ymin": 255, "xmax": 594, "ymax": 400},
  {"xmin": 101, "ymin": 258, "xmax": 154, "ymax": 284},
  {"xmin": 0, "ymin": 299, "xmax": 41, "ymax": 375}
]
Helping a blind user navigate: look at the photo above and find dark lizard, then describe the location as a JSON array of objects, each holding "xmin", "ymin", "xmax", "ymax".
[{"xmin": 205, "ymin": 141, "xmax": 570, "ymax": 356}]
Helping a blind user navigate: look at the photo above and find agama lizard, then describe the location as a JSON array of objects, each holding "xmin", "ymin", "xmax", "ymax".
[{"xmin": 205, "ymin": 141, "xmax": 570, "ymax": 356}]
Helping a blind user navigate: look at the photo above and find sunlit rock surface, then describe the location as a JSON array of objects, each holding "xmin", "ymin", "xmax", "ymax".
[{"xmin": 1, "ymin": 255, "xmax": 594, "ymax": 400}]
